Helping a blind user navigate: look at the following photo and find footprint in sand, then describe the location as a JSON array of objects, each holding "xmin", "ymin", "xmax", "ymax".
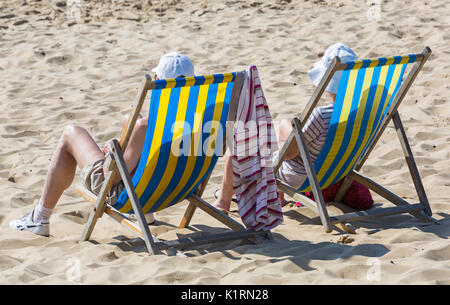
[
  {"xmin": 46, "ymin": 55, "xmax": 73, "ymax": 65},
  {"xmin": 61, "ymin": 210, "xmax": 89, "ymax": 225},
  {"xmin": 1, "ymin": 131, "xmax": 40, "ymax": 139}
]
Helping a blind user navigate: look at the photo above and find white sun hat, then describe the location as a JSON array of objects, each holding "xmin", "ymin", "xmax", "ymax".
[
  {"xmin": 308, "ymin": 43, "xmax": 358, "ymax": 94},
  {"xmin": 152, "ymin": 52, "xmax": 195, "ymax": 80}
]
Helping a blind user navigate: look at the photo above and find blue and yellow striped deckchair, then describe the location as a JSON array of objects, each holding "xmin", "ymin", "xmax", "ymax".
[
  {"xmin": 78, "ymin": 71, "xmax": 272, "ymax": 254},
  {"xmin": 274, "ymin": 47, "xmax": 435, "ymax": 232}
]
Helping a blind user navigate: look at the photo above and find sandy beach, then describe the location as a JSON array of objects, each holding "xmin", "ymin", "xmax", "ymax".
[{"xmin": 0, "ymin": 0, "xmax": 449, "ymax": 284}]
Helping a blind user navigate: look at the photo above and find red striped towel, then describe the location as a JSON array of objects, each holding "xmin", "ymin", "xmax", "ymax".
[{"xmin": 231, "ymin": 65, "xmax": 284, "ymax": 231}]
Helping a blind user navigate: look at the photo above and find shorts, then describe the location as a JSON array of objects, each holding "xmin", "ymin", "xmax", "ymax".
[
  {"xmin": 272, "ymin": 153, "xmax": 307, "ymax": 190},
  {"xmin": 80, "ymin": 159, "xmax": 125, "ymax": 205}
]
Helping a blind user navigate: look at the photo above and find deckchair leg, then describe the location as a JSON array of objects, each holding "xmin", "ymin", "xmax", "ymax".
[
  {"xmin": 333, "ymin": 175, "xmax": 353, "ymax": 203},
  {"xmin": 292, "ymin": 118, "xmax": 332, "ymax": 232},
  {"xmin": 80, "ymin": 165, "xmax": 117, "ymax": 242},
  {"xmin": 333, "ymin": 113, "xmax": 434, "ymax": 222},
  {"xmin": 81, "ymin": 211, "xmax": 100, "ymax": 242},
  {"xmin": 111, "ymin": 139, "xmax": 158, "ymax": 255},
  {"xmin": 350, "ymin": 170, "xmax": 435, "ymax": 222},
  {"xmin": 188, "ymin": 194, "xmax": 245, "ymax": 231},
  {"xmin": 178, "ymin": 171, "xmax": 210, "ymax": 229},
  {"xmin": 392, "ymin": 111, "xmax": 432, "ymax": 216},
  {"xmin": 179, "ymin": 203, "xmax": 197, "ymax": 229}
]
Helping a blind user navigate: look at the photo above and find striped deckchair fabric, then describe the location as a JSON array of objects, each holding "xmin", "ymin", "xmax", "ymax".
[
  {"xmin": 113, "ymin": 73, "xmax": 236, "ymax": 214},
  {"xmin": 296, "ymin": 55, "xmax": 413, "ymax": 192},
  {"xmin": 78, "ymin": 71, "xmax": 273, "ymax": 255},
  {"xmin": 275, "ymin": 47, "xmax": 435, "ymax": 233}
]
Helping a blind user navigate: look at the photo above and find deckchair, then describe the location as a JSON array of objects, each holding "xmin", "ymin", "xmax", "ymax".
[
  {"xmin": 77, "ymin": 71, "xmax": 272, "ymax": 254},
  {"xmin": 273, "ymin": 47, "xmax": 435, "ymax": 232}
]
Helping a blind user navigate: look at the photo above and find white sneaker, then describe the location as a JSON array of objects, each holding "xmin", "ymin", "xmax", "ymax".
[
  {"xmin": 9, "ymin": 210, "xmax": 50, "ymax": 237},
  {"xmin": 129, "ymin": 212, "xmax": 155, "ymax": 225},
  {"xmin": 145, "ymin": 213, "xmax": 155, "ymax": 225}
]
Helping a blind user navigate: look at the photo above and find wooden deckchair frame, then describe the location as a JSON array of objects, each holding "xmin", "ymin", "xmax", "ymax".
[
  {"xmin": 273, "ymin": 47, "xmax": 436, "ymax": 232},
  {"xmin": 78, "ymin": 71, "xmax": 272, "ymax": 255}
]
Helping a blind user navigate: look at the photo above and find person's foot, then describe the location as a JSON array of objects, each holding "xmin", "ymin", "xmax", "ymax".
[
  {"xmin": 213, "ymin": 189, "xmax": 237, "ymax": 204},
  {"xmin": 211, "ymin": 198, "xmax": 231, "ymax": 213},
  {"xmin": 9, "ymin": 210, "xmax": 50, "ymax": 237},
  {"xmin": 212, "ymin": 190, "xmax": 242, "ymax": 213}
]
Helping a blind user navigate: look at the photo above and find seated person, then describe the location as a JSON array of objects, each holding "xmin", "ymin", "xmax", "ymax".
[
  {"xmin": 213, "ymin": 43, "xmax": 358, "ymax": 210},
  {"xmin": 10, "ymin": 52, "xmax": 195, "ymax": 236}
]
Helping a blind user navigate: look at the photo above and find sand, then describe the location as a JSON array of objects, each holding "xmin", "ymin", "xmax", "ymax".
[{"xmin": 0, "ymin": 0, "xmax": 449, "ymax": 284}]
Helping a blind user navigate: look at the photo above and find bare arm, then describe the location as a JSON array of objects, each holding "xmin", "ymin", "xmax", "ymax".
[{"xmin": 277, "ymin": 118, "xmax": 309, "ymax": 161}]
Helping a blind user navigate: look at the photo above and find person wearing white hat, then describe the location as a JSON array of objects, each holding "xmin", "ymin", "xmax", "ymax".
[
  {"xmin": 274, "ymin": 43, "xmax": 358, "ymax": 206},
  {"xmin": 10, "ymin": 53, "xmax": 195, "ymax": 236},
  {"xmin": 152, "ymin": 52, "xmax": 195, "ymax": 80}
]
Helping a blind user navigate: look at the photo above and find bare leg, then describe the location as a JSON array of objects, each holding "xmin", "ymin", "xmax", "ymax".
[
  {"xmin": 41, "ymin": 115, "xmax": 149, "ymax": 209},
  {"xmin": 10, "ymin": 118, "xmax": 152, "ymax": 235},
  {"xmin": 276, "ymin": 118, "xmax": 300, "ymax": 207},
  {"xmin": 278, "ymin": 118, "xmax": 300, "ymax": 160},
  {"xmin": 212, "ymin": 155, "xmax": 234, "ymax": 211},
  {"xmin": 213, "ymin": 119, "xmax": 297, "ymax": 211},
  {"xmin": 278, "ymin": 190, "xmax": 286, "ymax": 207},
  {"xmin": 40, "ymin": 125, "xmax": 104, "ymax": 209},
  {"xmin": 277, "ymin": 94, "xmax": 334, "ymax": 160},
  {"xmin": 121, "ymin": 112, "xmax": 142, "ymax": 131}
]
